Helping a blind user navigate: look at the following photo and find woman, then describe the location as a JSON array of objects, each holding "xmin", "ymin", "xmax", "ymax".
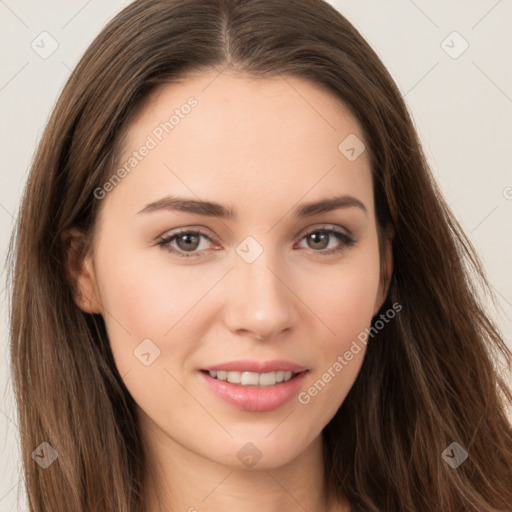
[{"xmin": 7, "ymin": 0, "xmax": 512, "ymax": 511}]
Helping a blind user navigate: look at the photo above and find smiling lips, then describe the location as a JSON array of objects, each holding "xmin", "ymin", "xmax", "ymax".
[{"xmin": 200, "ymin": 359, "xmax": 309, "ymax": 412}]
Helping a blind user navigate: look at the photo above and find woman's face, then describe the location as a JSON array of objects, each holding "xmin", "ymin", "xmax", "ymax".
[{"xmin": 75, "ymin": 70, "xmax": 390, "ymax": 470}]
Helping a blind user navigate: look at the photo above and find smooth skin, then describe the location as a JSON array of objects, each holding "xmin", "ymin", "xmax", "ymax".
[{"xmin": 66, "ymin": 69, "xmax": 392, "ymax": 512}]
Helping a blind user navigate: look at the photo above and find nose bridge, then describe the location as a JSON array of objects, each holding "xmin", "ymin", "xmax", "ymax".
[{"xmin": 224, "ymin": 235, "xmax": 295, "ymax": 338}]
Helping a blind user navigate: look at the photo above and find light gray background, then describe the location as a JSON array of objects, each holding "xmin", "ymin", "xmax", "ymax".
[{"xmin": 1, "ymin": 1, "xmax": 511, "ymax": 509}]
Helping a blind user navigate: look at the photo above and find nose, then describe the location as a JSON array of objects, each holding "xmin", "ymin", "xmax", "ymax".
[{"xmin": 223, "ymin": 250, "xmax": 297, "ymax": 341}]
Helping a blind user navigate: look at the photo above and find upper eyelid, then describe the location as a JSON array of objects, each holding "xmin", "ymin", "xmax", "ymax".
[
  {"xmin": 296, "ymin": 223, "xmax": 351, "ymax": 239},
  {"xmin": 158, "ymin": 227, "xmax": 216, "ymax": 245}
]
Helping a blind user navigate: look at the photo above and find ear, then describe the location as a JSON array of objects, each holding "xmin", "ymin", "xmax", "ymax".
[
  {"xmin": 373, "ymin": 226, "xmax": 394, "ymax": 316},
  {"xmin": 61, "ymin": 228, "xmax": 102, "ymax": 314}
]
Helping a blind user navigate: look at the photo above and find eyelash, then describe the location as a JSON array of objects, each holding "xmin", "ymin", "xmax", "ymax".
[{"xmin": 156, "ymin": 226, "xmax": 356, "ymax": 258}]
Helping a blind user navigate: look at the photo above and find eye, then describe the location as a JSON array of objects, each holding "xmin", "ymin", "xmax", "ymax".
[
  {"xmin": 157, "ymin": 229, "xmax": 216, "ymax": 258},
  {"xmin": 297, "ymin": 226, "xmax": 355, "ymax": 255}
]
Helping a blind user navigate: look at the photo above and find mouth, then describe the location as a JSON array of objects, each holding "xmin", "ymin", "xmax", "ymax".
[{"xmin": 199, "ymin": 367, "xmax": 309, "ymax": 412}]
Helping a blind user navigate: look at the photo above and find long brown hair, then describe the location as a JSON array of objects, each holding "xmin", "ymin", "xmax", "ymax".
[{"xmin": 7, "ymin": 0, "xmax": 512, "ymax": 510}]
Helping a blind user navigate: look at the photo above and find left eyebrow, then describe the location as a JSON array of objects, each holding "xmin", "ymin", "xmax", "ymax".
[
  {"xmin": 294, "ymin": 195, "xmax": 367, "ymax": 217},
  {"xmin": 137, "ymin": 194, "xmax": 367, "ymax": 218}
]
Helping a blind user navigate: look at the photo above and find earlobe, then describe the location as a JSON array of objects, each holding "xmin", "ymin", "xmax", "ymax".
[{"xmin": 61, "ymin": 228, "xmax": 102, "ymax": 314}]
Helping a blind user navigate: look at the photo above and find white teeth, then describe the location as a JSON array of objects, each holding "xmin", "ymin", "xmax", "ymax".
[
  {"xmin": 226, "ymin": 371, "xmax": 241, "ymax": 384},
  {"xmin": 208, "ymin": 370, "xmax": 296, "ymax": 386},
  {"xmin": 241, "ymin": 372, "xmax": 260, "ymax": 385},
  {"xmin": 258, "ymin": 372, "xmax": 276, "ymax": 386}
]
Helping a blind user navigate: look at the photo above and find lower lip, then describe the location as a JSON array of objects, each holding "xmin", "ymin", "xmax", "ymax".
[{"xmin": 200, "ymin": 370, "xmax": 308, "ymax": 412}]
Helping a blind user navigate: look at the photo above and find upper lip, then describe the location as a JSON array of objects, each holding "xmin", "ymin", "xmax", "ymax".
[{"xmin": 201, "ymin": 359, "xmax": 308, "ymax": 373}]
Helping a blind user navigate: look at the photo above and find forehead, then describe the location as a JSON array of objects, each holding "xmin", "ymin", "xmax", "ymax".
[
  {"xmin": 126, "ymin": 70, "xmax": 366, "ymax": 153},
  {"xmin": 106, "ymin": 70, "xmax": 374, "ymax": 219}
]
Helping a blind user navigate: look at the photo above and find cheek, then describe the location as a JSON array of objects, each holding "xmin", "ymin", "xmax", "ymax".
[
  {"xmin": 93, "ymin": 240, "xmax": 226, "ymax": 377},
  {"xmin": 327, "ymin": 270, "xmax": 379, "ymax": 338},
  {"xmin": 295, "ymin": 247, "xmax": 381, "ymax": 422},
  {"xmin": 93, "ymin": 245, "xmax": 178, "ymax": 368},
  {"xmin": 310, "ymin": 249, "xmax": 381, "ymax": 350},
  {"xmin": 97, "ymin": 239, "xmax": 190, "ymax": 328}
]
